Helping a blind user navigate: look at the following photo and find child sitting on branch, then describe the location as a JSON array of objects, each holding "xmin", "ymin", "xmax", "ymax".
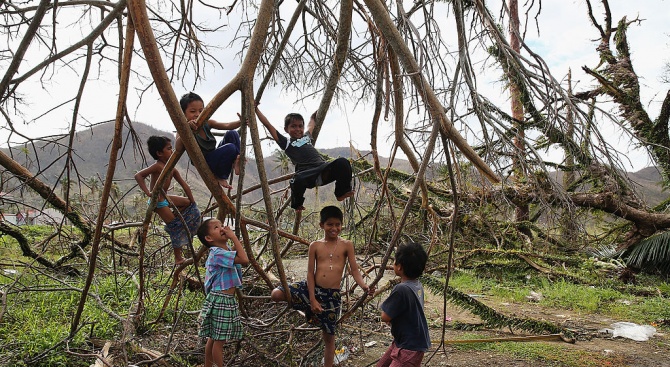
[
  {"xmin": 176, "ymin": 92, "xmax": 242, "ymax": 190},
  {"xmin": 270, "ymin": 206, "xmax": 373, "ymax": 367},
  {"xmin": 255, "ymin": 106, "xmax": 354, "ymax": 211}
]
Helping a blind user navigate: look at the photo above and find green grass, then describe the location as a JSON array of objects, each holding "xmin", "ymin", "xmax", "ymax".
[
  {"xmin": 447, "ymin": 271, "xmax": 670, "ymax": 325},
  {"xmin": 0, "ymin": 272, "xmax": 146, "ymax": 366}
]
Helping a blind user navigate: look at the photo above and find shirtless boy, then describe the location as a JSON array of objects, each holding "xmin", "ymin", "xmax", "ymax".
[
  {"xmin": 135, "ymin": 135, "xmax": 197, "ymax": 264},
  {"xmin": 271, "ymin": 205, "xmax": 374, "ymax": 367}
]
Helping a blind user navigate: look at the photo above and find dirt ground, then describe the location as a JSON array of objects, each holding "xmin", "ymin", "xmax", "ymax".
[
  {"xmin": 275, "ymin": 259, "xmax": 670, "ymax": 367},
  {"xmin": 337, "ymin": 301, "xmax": 669, "ymax": 367}
]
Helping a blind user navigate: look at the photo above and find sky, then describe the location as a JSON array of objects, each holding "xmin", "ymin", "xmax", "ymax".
[{"xmin": 2, "ymin": 0, "xmax": 669, "ymax": 171}]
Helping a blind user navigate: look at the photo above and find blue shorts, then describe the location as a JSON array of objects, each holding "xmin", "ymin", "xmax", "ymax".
[
  {"xmin": 205, "ymin": 130, "xmax": 241, "ymax": 180},
  {"xmin": 164, "ymin": 203, "xmax": 201, "ymax": 249},
  {"xmin": 147, "ymin": 198, "xmax": 169, "ymax": 209}
]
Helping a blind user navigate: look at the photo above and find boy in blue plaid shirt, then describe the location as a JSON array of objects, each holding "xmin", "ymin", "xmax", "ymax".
[{"xmin": 196, "ymin": 218, "xmax": 249, "ymax": 367}]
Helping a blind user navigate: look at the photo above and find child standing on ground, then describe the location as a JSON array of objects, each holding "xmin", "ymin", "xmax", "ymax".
[
  {"xmin": 255, "ymin": 107, "xmax": 354, "ymax": 211},
  {"xmin": 377, "ymin": 242, "xmax": 430, "ymax": 367},
  {"xmin": 270, "ymin": 205, "xmax": 374, "ymax": 367},
  {"xmin": 176, "ymin": 92, "xmax": 242, "ymax": 190},
  {"xmin": 196, "ymin": 218, "xmax": 249, "ymax": 367},
  {"xmin": 135, "ymin": 135, "xmax": 199, "ymax": 265}
]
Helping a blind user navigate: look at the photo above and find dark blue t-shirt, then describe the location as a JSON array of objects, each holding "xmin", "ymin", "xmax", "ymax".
[
  {"xmin": 380, "ymin": 280, "xmax": 431, "ymax": 351},
  {"xmin": 275, "ymin": 131, "xmax": 325, "ymax": 172}
]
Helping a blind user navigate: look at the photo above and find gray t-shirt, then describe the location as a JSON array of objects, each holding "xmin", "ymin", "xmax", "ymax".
[
  {"xmin": 380, "ymin": 279, "xmax": 431, "ymax": 351},
  {"xmin": 276, "ymin": 131, "xmax": 325, "ymax": 172}
]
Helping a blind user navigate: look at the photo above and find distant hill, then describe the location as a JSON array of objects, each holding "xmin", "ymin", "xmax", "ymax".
[
  {"xmin": 626, "ymin": 166, "xmax": 667, "ymax": 205},
  {"xmin": 2, "ymin": 121, "xmax": 667, "ymax": 209}
]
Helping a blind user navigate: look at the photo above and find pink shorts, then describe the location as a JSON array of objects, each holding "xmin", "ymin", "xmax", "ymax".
[{"xmin": 376, "ymin": 342, "xmax": 425, "ymax": 367}]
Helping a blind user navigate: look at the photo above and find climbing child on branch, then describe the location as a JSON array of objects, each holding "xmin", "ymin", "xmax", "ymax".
[
  {"xmin": 255, "ymin": 105, "xmax": 354, "ymax": 211},
  {"xmin": 134, "ymin": 135, "xmax": 200, "ymax": 265},
  {"xmin": 270, "ymin": 206, "xmax": 374, "ymax": 367},
  {"xmin": 176, "ymin": 92, "xmax": 242, "ymax": 190}
]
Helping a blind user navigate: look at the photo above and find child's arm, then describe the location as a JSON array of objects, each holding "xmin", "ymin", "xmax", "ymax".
[
  {"xmin": 380, "ymin": 310, "xmax": 392, "ymax": 324},
  {"xmin": 306, "ymin": 111, "xmax": 317, "ymax": 135},
  {"xmin": 345, "ymin": 240, "xmax": 375, "ymax": 296},
  {"xmin": 134, "ymin": 164, "xmax": 159, "ymax": 197},
  {"xmin": 254, "ymin": 106, "xmax": 280, "ymax": 142},
  {"xmin": 306, "ymin": 242, "xmax": 324, "ymax": 313},
  {"xmin": 172, "ymin": 169, "xmax": 195, "ymax": 204},
  {"xmin": 207, "ymin": 115, "xmax": 241, "ymax": 132},
  {"xmin": 224, "ymin": 226, "xmax": 249, "ymax": 265}
]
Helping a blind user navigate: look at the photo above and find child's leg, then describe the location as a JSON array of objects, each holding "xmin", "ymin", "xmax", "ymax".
[
  {"xmin": 222, "ymin": 130, "xmax": 242, "ymax": 176},
  {"xmin": 319, "ymin": 158, "xmax": 354, "ymax": 200},
  {"xmin": 154, "ymin": 206, "xmax": 176, "ymax": 223},
  {"xmin": 204, "ymin": 337, "xmax": 214, "ymax": 367},
  {"xmin": 212, "ymin": 340, "xmax": 225, "ymax": 367},
  {"xmin": 289, "ymin": 177, "xmax": 308, "ymax": 210},
  {"xmin": 270, "ymin": 288, "xmax": 287, "ymax": 302},
  {"xmin": 322, "ymin": 331, "xmax": 336, "ymax": 367},
  {"xmin": 164, "ymin": 217, "xmax": 193, "ymax": 262},
  {"xmin": 205, "ymin": 131, "xmax": 241, "ymax": 189},
  {"xmin": 173, "ymin": 247, "xmax": 185, "ymax": 265},
  {"xmin": 168, "ymin": 195, "xmax": 191, "ymax": 211}
]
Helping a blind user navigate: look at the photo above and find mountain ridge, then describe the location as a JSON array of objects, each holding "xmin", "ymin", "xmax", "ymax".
[{"xmin": 2, "ymin": 121, "xmax": 667, "ymax": 209}]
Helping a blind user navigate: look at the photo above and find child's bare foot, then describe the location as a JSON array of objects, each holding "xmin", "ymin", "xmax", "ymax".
[
  {"xmin": 174, "ymin": 248, "xmax": 185, "ymax": 265},
  {"xmin": 337, "ymin": 191, "xmax": 355, "ymax": 201},
  {"xmin": 234, "ymin": 154, "xmax": 241, "ymax": 175},
  {"xmin": 219, "ymin": 179, "xmax": 233, "ymax": 190}
]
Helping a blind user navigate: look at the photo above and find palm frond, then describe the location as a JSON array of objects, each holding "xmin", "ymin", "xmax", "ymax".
[
  {"xmin": 421, "ymin": 274, "xmax": 569, "ymax": 336},
  {"xmin": 584, "ymin": 243, "xmax": 621, "ymax": 259},
  {"xmin": 626, "ymin": 231, "xmax": 670, "ymax": 273}
]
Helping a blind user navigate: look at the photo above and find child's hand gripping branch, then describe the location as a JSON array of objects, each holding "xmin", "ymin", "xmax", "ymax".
[
  {"xmin": 255, "ymin": 105, "xmax": 354, "ymax": 211},
  {"xmin": 176, "ymin": 92, "xmax": 242, "ymax": 190}
]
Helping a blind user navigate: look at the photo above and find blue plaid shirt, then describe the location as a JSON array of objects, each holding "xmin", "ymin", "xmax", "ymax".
[{"xmin": 204, "ymin": 247, "xmax": 243, "ymax": 294}]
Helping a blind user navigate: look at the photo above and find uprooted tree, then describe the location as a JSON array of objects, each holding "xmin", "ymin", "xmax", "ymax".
[{"xmin": 1, "ymin": 0, "xmax": 669, "ymax": 364}]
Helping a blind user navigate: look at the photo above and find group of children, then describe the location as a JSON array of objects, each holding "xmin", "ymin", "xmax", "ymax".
[{"xmin": 134, "ymin": 93, "xmax": 431, "ymax": 366}]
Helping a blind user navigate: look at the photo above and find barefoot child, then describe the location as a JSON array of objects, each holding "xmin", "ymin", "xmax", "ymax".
[
  {"xmin": 377, "ymin": 242, "xmax": 430, "ymax": 367},
  {"xmin": 271, "ymin": 206, "xmax": 374, "ymax": 367},
  {"xmin": 197, "ymin": 218, "xmax": 249, "ymax": 367},
  {"xmin": 135, "ymin": 135, "xmax": 199, "ymax": 265},
  {"xmin": 255, "ymin": 107, "xmax": 354, "ymax": 211},
  {"xmin": 176, "ymin": 92, "xmax": 242, "ymax": 189}
]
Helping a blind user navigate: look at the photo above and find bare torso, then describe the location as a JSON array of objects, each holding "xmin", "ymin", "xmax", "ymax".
[
  {"xmin": 148, "ymin": 161, "xmax": 174, "ymax": 199},
  {"xmin": 312, "ymin": 237, "xmax": 350, "ymax": 289}
]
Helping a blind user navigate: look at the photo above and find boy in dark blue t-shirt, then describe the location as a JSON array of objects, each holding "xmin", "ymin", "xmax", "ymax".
[
  {"xmin": 378, "ymin": 242, "xmax": 431, "ymax": 367},
  {"xmin": 255, "ymin": 106, "xmax": 354, "ymax": 211}
]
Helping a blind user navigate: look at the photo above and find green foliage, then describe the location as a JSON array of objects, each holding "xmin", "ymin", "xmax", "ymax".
[
  {"xmin": 443, "ymin": 271, "xmax": 669, "ymax": 327},
  {"xmin": 626, "ymin": 231, "xmax": 670, "ymax": 272},
  {"xmin": 0, "ymin": 273, "xmax": 135, "ymax": 366},
  {"xmin": 539, "ymin": 279, "xmax": 621, "ymax": 313},
  {"xmin": 423, "ymin": 273, "xmax": 565, "ymax": 335}
]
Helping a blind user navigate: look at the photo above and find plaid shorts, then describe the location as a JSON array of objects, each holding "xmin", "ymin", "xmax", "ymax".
[
  {"xmin": 276, "ymin": 280, "xmax": 341, "ymax": 335},
  {"xmin": 198, "ymin": 291, "xmax": 243, "ymax": 341}
]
